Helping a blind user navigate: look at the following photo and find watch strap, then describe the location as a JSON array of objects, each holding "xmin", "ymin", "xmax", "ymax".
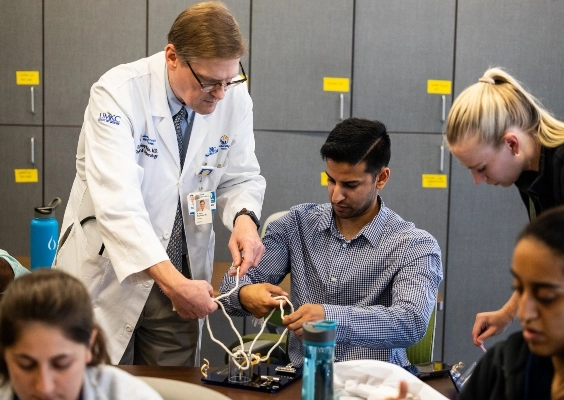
[{"xmin": 233, "ymin": 208, "xmax": 260, "ymax": 230}]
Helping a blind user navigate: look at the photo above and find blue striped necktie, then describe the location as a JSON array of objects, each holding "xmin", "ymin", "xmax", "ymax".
[{"xmin": 166, "ymin": 107, "xmax": 188, "ymax": 272}]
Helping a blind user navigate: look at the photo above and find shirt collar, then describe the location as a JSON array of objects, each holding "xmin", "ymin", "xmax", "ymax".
[
  {"xmin": 165, "ymin": 65, "xmax": 193, "ymax": 119},
  {"xmin": 318, "ymin": 196, "xmax": 388, "ymax": 246}
]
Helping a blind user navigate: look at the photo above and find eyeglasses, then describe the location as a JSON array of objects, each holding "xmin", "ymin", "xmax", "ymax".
[{"xmin": 186, "ymin": 61, "xmax": 247, "ymax": 93}]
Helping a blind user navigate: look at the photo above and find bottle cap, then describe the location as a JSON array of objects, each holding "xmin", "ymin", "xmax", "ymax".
[
  {"xmin": 34, "ymin": 197, "xmax": 61, "ymax": 218},
  {"xmin": 303, "ymin": 320, "xmax": 337, "ymax": 346}
]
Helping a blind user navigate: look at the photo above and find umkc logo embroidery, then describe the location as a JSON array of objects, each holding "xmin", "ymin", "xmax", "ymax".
[
  {"xmin": 219, "ymin": 135, "xmax": 230, "ymax": 150},
  {"xmin": 205, "ymin": 146, "xmax": 218, "ymax": 157},
  {"xmin": 98, "ymin": 111, "xmax": 121, "ymax": 125}
]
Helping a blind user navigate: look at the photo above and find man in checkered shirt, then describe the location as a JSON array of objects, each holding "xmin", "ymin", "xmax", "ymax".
[{"xmin": 220, "ymin": 118, "xmax": 443, "ymax": 372}]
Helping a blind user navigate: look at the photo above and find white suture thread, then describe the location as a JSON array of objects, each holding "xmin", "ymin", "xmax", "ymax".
[{"xmin": 206, "ymin": 266, "xmax": 294, "ymax": 370}]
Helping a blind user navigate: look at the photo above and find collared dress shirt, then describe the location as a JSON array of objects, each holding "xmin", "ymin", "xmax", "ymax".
[{"xmin": 220, "ymin": 198, "xmax": 443, "ymax": 368}]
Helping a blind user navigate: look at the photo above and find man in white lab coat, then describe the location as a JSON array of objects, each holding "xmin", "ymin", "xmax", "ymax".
[{"xmin": 54, "ymin": 2, "xmax": 266, "ymax": 366}]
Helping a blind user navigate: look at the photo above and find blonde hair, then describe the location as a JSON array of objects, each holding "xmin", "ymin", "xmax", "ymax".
[
  {"xmin": 445, "ymin": 67, "xmax": 564, "ymax": 148},
  {"xmin": 167, "ymin": 1, "xmax": 247, "ymax": 63}
]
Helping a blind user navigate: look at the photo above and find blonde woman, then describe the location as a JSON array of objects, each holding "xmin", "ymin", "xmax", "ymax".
[{"xmin": 445, "ymin": 67, "xmax": 564, "ymax": 349}]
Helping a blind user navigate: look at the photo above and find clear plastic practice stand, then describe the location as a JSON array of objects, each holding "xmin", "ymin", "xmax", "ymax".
[
  {"xmin": 201, "ymin": 361, "xmax": 302, "ymax": 393},
  {"xmin": 201, "ymin": 265, "xmax": 300, "ymax": 393},
  {"xmin": 449, "ymin": 361, "xmax": 477, "ymax": 392}
]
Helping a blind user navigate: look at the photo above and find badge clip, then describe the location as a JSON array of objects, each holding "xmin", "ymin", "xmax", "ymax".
[{"xmin": 197, "ymin": 166, "xmax": 214, "ymax": 176}]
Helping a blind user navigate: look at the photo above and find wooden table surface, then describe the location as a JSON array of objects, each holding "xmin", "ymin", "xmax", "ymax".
[{"xmin": 117, "ymin": 365, "xmax": 456, "ymax": 399}]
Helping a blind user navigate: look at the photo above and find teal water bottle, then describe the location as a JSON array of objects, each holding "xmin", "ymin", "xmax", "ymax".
[
  {"xmin": 302, "ymin": 320, "xmax": 337, "ymax": 400},
  {"xmin": 30, "ymin": 197, "xmax": 61, "ymax": 270}
]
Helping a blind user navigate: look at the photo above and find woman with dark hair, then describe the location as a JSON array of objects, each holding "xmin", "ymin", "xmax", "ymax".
[
  {"xmin": 0, "ymin": 269, "xmax": 162, "ymax": 400},
  {"xmin": 459, "ymin": 205, "xmax": 564, "ymax": 399}
]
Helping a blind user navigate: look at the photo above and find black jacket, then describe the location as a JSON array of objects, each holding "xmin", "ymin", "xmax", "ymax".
[
  {"xmin": 515, "ymin": 144, "xmax": 564, "ymax": 219},
  {"xmin": 458, "ymin": 332, "xmax": 553, "ymax": 400}
]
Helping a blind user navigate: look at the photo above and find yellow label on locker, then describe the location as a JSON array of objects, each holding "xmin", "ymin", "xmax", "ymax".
[
  {"xmin": 16, "ymin": 71, "xmax": 40, "ymax": 85},
  {"xmin": 422, "ymin": 174, "xmax": 448, "ymax": 188},
  {"xmin": 323, "ymin": 77, "xmax": 350, "ymax": 92},
  {"xmin": 15, "ymin": 169, "xmax": 39, "ymax": 183},
  {"xmin": 320, "ymin": 172, "xmax": 328, "ymax": 186},
  {"xmin": 427, "ymin": 80, "xmax": 451, "ymax": 95}
]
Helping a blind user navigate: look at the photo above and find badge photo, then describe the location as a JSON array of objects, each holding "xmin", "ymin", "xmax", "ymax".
[{"xmin": 195, "ymin": 197, "xmax": 212, "ymax": 225}]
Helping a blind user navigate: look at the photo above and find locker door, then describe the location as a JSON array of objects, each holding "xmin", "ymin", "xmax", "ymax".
[
  {"xmin": 0, "ymin": 0, "xmax": 43, "ymax": 125},
  {"xmin": 251, "ymin": 1, "xmax": 354, "ymax": 132},
  {"xmin": 353, "ymin": 0, "xmax": 455, "ymax": 133},
  {"xmin": 44, "ymin": 0, "xmax": 147, "ymax": 126},
  {"xmin": 0, "ymin": 127, "xmax": 43, "ymax": 256}
]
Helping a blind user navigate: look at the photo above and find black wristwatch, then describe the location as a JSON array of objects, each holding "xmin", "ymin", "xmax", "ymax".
[{"xmin": 233, "ymin": 208, "xmax": 260, "ymax": 230}]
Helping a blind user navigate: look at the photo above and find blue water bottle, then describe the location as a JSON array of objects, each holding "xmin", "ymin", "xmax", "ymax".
[
  {"xmin": 30, "ymin": 197, "xmax": 61, "ymax": 270},
  {"xmin": 302, "ymin": 320, "xmax": 337, "ymax": 400}
]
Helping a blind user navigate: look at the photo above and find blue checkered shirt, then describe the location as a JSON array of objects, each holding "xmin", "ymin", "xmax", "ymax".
[{"xmin": 219, "ymin": 199, "xmax": 443, "ymax": 368}]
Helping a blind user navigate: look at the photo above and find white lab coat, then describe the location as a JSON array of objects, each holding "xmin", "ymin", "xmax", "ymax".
[{"xmin": 54, "ymin": 52, "xmax": 266, "ymax": 363}]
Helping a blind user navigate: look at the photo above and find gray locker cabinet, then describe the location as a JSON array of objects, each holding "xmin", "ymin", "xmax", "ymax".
[
  {"xmin": 44, "ymin": 0, "xmax": 147, "ymax": 126},
  {"xmin": 0, "ymin": 0, "xmax": 43, "ymax": 125},
  {"xmin": 353, "ymin": 0, "xmax": 455, "ymax": 134},
  {"xmin": 148, "ymin": 0, "xmax": 251, "ymax": 72},
  {"xmin": 454, "ymin": 0, "xmax": 564, "ymax": 119},
  {"xmin": 0, "ymin": 127, "xmax": 43, "ymax": 256},
  {"xmin": 44, "ymin": 127, "xmax": 81, "ymax": 228},
  {"xmin": 444, "ymin": 0, "xmax": 564, "ymax": 366},
  {"xmin": 250, "ymin": 1, "xmax": 354, "ymax": 132},
  {"xmin": 385, "ymin": 133, "xmax": 449, "ymax": 260}
]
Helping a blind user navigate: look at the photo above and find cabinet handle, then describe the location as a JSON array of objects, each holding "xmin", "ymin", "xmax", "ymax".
[
  {"xmin": 31, "ymin": 87, "xmax": 35, "ymax": 115},
  {"xmin": 340, "ymin": 93, "xmax": 344, "ymax": 121},
  {"xmin": 441, "ymin": 95, "xmax": 446, "ymax": 122},
  {"xmin": 31, "ymin": 137, "xmax": 35, "ymax": 165},
  {"xmin": 440, "ymin": 144, "xmax": 444, "ymax": 173}
]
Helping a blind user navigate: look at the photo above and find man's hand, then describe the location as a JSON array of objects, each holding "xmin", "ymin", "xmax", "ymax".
[
  {"xmin": 146, "ymin": 260, "xmax": 217, "ymax": 319},
  {"xmin": 239, "ymin": 283, "xmax": 288, "ymax": 318},
  {"xmin": 228, "ymin": 214, "xmax": 265, "ymax": 276},
  {"xmin": 168, "ymin": 279, "xmax": 218, "ymax": 319},
  {"xmin": 472, "ymin": 292, "xmax": 517, "ymax": 346},
  {"xmin": 282, "ymin": 303, "xmax": 325, "ymax": 338}
]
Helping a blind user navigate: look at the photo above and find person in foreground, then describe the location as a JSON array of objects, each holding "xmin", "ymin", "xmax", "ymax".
[
  {"xmin": 0, "ymin": 269, "xmax": 163, "ymax": 400},
  {"xmin": 220, "ymin": 118, "xmax": 443, "ymax": 372},
  {"xmin": 445, "ymin": 67, "xmax": 564, "ymax": 349},
  {"xmin": 458, "ymin": 205, "xmax": 564, "ymax": 399},
  {"xmin": 0, "ymin": 250, "xmax": 29, "ymax": 293},
  {"xmin": 54, "ymin": 1, "xmax": 266, "ymax": 366}
]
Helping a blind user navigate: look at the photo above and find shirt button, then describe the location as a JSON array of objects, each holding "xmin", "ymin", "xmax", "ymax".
[
  {"xmin": 143, "ymin": 281, "xmax": 151, "ymax": 288},
  {"xmin": 125, "ymin": 324, "xmax": 133, "ymax": 333},
  {"xmin": 163, "ymin": 232, "xmax": 170, "ymax": 240},
  {"xmin": 331, "ymin": 277, "xmax": 337, "ymax": 282},
  {"xmin": 341, "ymin": 243, "xmax": 347, "ymax": 248}
]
